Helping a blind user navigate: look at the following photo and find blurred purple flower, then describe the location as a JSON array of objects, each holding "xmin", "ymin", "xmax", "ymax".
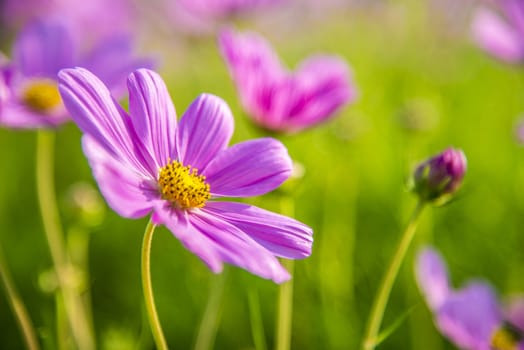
[
  {"xmin": 416, "ymin": 247, "xmax": 524, "ymax": 350},
  {"xmin": 58, "ymin": 67, "xmax": 313, "ymax": 283},
  {"xmin": 472, "ymin": 0, "xmax": 524, "ymax": 63},
  {"xmin": 171, "ymin": 0, "xmax": 285, "ymax": 34},
  {"xmin": 2, "ymin": 0, "xmax": 135, "ymax": 42},
  {"xmin": 0, "ymin": 19, "xmax": 153, "ymax": 129},
  {"xmin": 413, "ymin": 147, "xmax": 467, "ymax": 204},
  {"xmin": 218, "ymin": 28, "xmax": 357, "ymax": 133}
]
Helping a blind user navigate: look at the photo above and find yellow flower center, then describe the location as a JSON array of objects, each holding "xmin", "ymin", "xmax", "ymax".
[
  {"xmin": 158, "ymin": 160, "xmax": 210, "ymax": 209},
  {"xmin": 491, "ymin": 324, "xmax": 523, "ymax": 350},
  {"xmin": 22, "ymin": 79, "xmax": 62, "ymax": 112}
]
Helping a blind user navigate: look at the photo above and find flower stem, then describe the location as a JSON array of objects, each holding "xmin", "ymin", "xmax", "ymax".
[
  {"xmin": 275, "ymin": 259, "xmax": 294, "ymax": 350},
  {"xmin": 362, "ymin": 200, "xmax": 425, "ymax": 350},
  {"xmin": 275, "ymin": 195, "xmax": 295, "ymax": 350},
  {"xmin": 0, "ymin": 245, "xmax": 40, "ymax": 350},
  {"xmin": 248, "ymin": 287, "xmax": 267, "ymax": 350},
  {"xmin": 36, "ymin": 131, "xmax": 94, "ymax": 350},
  {"xmin": 193, "ymin": 271, "xmax": 227, "ymax": 350},
  {"xmin": 141, "ymin": 219, "xmax": 168, "ymax": 350}
]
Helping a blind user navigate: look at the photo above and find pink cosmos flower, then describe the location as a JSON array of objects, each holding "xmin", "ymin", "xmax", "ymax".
[
  {"xmin": 218, "ymin": 28, "xmax": 357, "ymax": 133},
  {"xmin": 416, "ymin": 247, "xmax": 524, "ymax": 350},
  {"xmin": 58, "ymin": 67, "xmax": 313, "ymax": 283},
  {"xmin": 472, "ymin": 0, "xmax": 524, "ymax": 63},
  {"xmin": 0, "ymin": 19, "xmax": 153, "ymax": 129}
]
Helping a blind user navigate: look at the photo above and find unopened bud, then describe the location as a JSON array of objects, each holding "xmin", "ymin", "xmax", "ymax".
[{"xmin": 413, "ymin": 147, "xmax": 466, "ymax": 204}]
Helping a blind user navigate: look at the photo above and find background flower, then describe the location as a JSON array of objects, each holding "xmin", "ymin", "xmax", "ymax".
[
  {"xmin": 218, "ymin": 28, "xmax": 357, "ymax": 133},
  {"xmin": 416, "ymin": 247, "xmax": 524, "ymax": 350},
  {"xmin": 0, "ymin": 19, "xmax": 153, "ymax": 129},
  {"xmin": 58, "ymin": 67, "xmax": 313, "ymax": 283},
  {"xmin": 471, "ymin": 0, "xmax": 524, "ymax": 63}
]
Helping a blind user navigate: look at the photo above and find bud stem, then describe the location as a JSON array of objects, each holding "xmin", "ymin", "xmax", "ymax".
[{"xmin": 362, "ymin": 200, "xmax": 425, "ymax": 350}]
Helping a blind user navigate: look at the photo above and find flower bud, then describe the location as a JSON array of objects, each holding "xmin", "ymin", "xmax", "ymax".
[{"xmin": 412, "ymin": 147, "xmax": 466, "ymax": 204}]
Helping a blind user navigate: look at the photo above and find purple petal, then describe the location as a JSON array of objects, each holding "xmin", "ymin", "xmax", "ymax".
[
  {"xmin": 152, "ymin": 203, "xmax": 224, "ymax": 273},
  {"xmin": 204, "ymin": 137, "xmax": 292, "ymax": 197},
  {"xmin": 152, "ymin": 203, "xmax": 291, "ymax": 283},
  {"xmin": 82, "ymin": 36, "xmax": 155, "ymax": 98},
  {"xmin": 286, "ymin": 55, "xmax": 355, "ymax": 130},
  {"xmin": 190, "ymin": 209, "xmax": 290, "ymax": 283},
  {"xmin": 0, "ymin": 99, "xmax": 68, "ymax": 128},
  {"xmin": 176, "ymin": 93, "xmax": 233, "ymax": 171},
  {"xmin": 218, "ymin": 28, "xmax": 282, "ymax": 76},
  {"xmin": 82, "ymin": 136, "xmax": 158, "ymax": 218},
  {"xmin": 58, "ymin": 67, "xmax": 155, "ymax": 176},
  {"xmin": 203, "ymin": 201, "xmax": 312, "ymax": 259},
  {"xmin": 472, "ymin": 7, "xmax": 524, "ymax": 63},
  {"xmin": 436, "ymin": 282, "xmax": 502, "ymax": 350},
  {"xmin": 13, "ymin": 19, "xmax": 75, "ymax": 78},
  {"xmin": 415, "ymin": 247, "xmax": 451, "ymax": 310},
  {"xmin": 127, "ymin": 69, "xmax": 178, "ymax": 169}
]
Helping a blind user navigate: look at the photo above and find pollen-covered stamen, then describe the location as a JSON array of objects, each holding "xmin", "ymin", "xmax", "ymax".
[
  {"xmin": 22, "ymin": 79, "xmax": 62, "ymax": 112},
  {"xmin": 158, "ymin": 159, "xmax": 211, "ymax": 209},
  {"xmin": 491, "ymin": 322, "xmax": 523, "ymax": 350}
]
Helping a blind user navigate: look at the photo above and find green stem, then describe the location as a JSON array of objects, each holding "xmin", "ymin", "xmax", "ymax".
[
  {"xmin": 141, "ymin": 219, "xmax": 168, "ymax": 350},
  {"xmin": 0, "ymin": 245, "xmax": 40, "ymax": 350},
  {"xmin": 362, "ymin": 200, "xmax": 425, "ymax": 350},
  {"xmin": 36, "ymin": 130, "xmax": 94, "ymax": 350},
  {"xmin": 193, "ymin": 272, "xmax": 227, "ymax": 350},
  {"xmin": 275, "ymin": 259, "xmax": 294, "ymax": 350},
  {"xmin": 248, "ymin": 288, "xmax": 267, "ymax": 350},
  {"xmin": 275, "ymin": 195, "xmax": 295, "ymax": 350}
]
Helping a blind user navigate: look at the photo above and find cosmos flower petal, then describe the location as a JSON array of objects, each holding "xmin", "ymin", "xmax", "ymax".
[
  {"xmin": 151, "ymin": 203, "xmax": 226, "ymax": 273},
  {"xmin": 204, "ymin": 137, "xmax": 292, "ymax": 197},
  {"xmin": 288, "ymin": 55, "xmax": 355, "ymax": 129},
  {"xmin": 219, "ymin": 28, "xmax": 355, "ymax": 133},
  {"xmin": 58, "ymin": 67, "xmax": 154, "ymax": 176},
  {"xmin": 436, "ymin": 282, "xmax": 502, "ymax": 350},
  {"xmin": 127, "ymin": 69, "xmax": 178, "ymax": 168},
  {"xmin": 82, "ymin": 36, "xmax": 155, "ymax": 98},
  {"xmin": 176, "ymin": 93, "xmax": 234, "ymax": 170},
  {"xmin": 0, "ymin": 100, "xmax": 68, "ymax": 128},
  {"xmin": 191, "ymin": 209, "xmax": 291, "ymax": 283},
  {"xmin": 218, "ymin": 28, "xmax": 283, "ymax": 75},
  {"xmin": 82, "ymin": 135, "xmax": 157, "ymax": 218},
  {"xmin": 415, "ymin": 247, "xmax": 451, "ymax": 310},
  {"xmin": 472, "ymin": 7, "xmax": 524, "ymax": 63},
  {"xmin": 203, "ymin": 201, "xmax": 312, "ymax": 259},
  {"xmin": 13, "ymin": 19, "xmax": 75, "ymax": 77}
]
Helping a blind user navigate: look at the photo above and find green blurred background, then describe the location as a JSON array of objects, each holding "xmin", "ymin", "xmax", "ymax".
[{"xmin": 1, "ymin": 0, "xmax": 524, "ymax": 349}]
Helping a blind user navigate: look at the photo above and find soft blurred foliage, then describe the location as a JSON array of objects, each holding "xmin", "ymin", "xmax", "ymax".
[{"xmin": 1, "ymin": 0, "xmax": 524, "ymax": 349}]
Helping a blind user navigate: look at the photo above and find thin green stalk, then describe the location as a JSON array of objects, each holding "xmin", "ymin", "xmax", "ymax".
[
  {"xmin": 141, "ymin": 219, "xmax": 168, "ymax": 350},
  {"xmin": 362, "ymin": 200, "xmax": 425, "ymax": 350},
  {"xmin": 0, "ymin": 246, "xmax": 40, "ymax": 350},
  {"xmin": 275, "ymin": 195, "xmax": 295, "ymax": 350},
  {"xmin": 193, "ymin": 272, "xmax": 227, "ymax": 350},
  {"xmin": 275, "ymin": 259, "xmax": 294, "ymax": 350},
  {"xmin": 248, "ymin": 288, "xmax": 267, "ymax": 350},
  {"xmin": 36, "ymin": 130, "xmax": 94, "ymax": 350}
]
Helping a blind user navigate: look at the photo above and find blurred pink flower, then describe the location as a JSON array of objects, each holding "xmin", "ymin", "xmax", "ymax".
[
  {"xmin": 472, "ymin": 0, "xmax": 524, "ymax": 63},
  {"xmin": 218, "ymin": 28, "xmax": 357, "ymax": 133},
  {"xmin": 2, "ymin": 0, "xmax": 135, "ymax": 42},
  {"xmin": 58, "ymin": 67, "xmax": 313, "ymax": 283},
  {"xmin": 170, "ymin": 0, "xmax": 285, "ymax": 34},
  {"xmin": 416, "ymin": 247, "xmax": 524, "ymax": 350},
  {"xmin": 0, "ymin": 19, "xmax": 153, "ymax": 129}
]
